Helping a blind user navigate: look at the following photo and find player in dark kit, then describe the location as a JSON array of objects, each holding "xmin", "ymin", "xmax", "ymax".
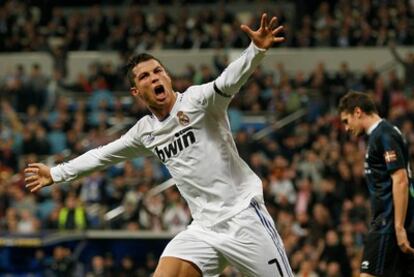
[{"xmin": 338, "ymin": 91, "xmax": 414, "ymax": 277}]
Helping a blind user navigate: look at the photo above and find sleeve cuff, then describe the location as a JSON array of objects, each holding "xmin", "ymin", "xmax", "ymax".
[
  {"xmin": 250, "ymin": 41, "xmax": 267, "ymax": 52},
  {"xmin": 50, "ymin": 166, "xmax": 63, "ymax": 183}
]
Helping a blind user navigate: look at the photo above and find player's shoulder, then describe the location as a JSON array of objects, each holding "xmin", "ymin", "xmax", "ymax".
[
  {"xmin": 132, "ymin": 115, "xmax": 156, "ymax": 131},
  {"xmin": 380, "ymin": 120, "xmax": 395, "ymax": 129},
  {"xmin": 122, "ymin": 115, "xmax": 157, "ymax": 143},
  {"xmin": 374, "ymin": 120, "xmax": 397, "ymax": 135},
  {"xmin": 382, "ymin": 121, "xmax": 402, "ymax": 136},
  {"xmin": 181, "ymin": 82, "xmax": 214, "ymax": 106},
  {"xmin": 183, "ymin": 82, "xmax": 214, "ymax": 95},
  {"xmin": 372, "ymin": 120, "xmax": 403, "ymax": 142}
]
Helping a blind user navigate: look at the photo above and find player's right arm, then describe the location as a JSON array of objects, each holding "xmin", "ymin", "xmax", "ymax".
[
  {"xmin": 25, "ymin": 163, "xmax": 54, "ymax": 192},
  {"xmin": 25, "ymin": 124, "xmax": 151, "ymax": 192}
]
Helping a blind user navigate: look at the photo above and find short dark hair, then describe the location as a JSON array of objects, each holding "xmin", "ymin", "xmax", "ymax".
[
  {"xmin": 338, "ymin": 91, "xmax": 378, "ymax": 115},
  {"xmin": 126, "ymin": 53, "xmax": 164, "ymax": 87}
]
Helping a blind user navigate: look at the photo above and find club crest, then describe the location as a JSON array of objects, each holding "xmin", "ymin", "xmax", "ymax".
[{"xmin": 177, "ymin": 111, "xmax": 190, "ymax": 126}]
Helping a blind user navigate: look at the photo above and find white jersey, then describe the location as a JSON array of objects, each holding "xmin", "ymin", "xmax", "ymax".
[{"xmin": 51, "ymin": 42, "xmax": 266, "ymax": 226}]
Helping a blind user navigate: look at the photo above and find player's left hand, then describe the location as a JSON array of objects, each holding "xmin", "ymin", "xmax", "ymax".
[
  {"xmin": 396, "ymin": 227, "xmax": 414, "ymax": 255},
  {"xmin": 240, "ymin": 13, "xmax": 285, "ymax": 50}
]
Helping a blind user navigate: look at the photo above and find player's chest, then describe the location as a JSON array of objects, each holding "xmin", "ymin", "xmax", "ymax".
[
  {"xmin": 141, "ymin": 109, "xmax": 204, "ymax": 161},
  {"xmin": 365, "ymin": 144, "xmax": 386, "ymax": 171}
]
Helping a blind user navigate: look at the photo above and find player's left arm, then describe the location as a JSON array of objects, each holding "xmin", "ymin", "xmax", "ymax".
[
  {"xmin": 186, "ymin": 13, "xmax": 285, "ymax": 112},
  {"xmin": 392, "ymin": 168, "xmax": 414, "ymax": 254},
  {"xmin": 383, "ymin": 129, "xmax": 414, "ymax": 254}
]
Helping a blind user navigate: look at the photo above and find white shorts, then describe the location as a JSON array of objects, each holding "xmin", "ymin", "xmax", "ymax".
[{"xmin": 161, "ymin": 198, "xmax": 293, "ymax": 277}]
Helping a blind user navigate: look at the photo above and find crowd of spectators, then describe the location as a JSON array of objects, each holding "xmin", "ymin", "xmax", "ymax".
[
  {"xmin": 1, "ymin": 0, "xmax": 414, "ymax": 276},
  {"xmin": 0, "ymin": 0, "xmax": 414, "ymax": 53}
]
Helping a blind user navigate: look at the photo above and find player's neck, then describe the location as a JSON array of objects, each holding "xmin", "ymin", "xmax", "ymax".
[
  {"xmin": 364, "ymin": 113, "xmax": 382, "ymax": 133},
  {"xmin": 152, "ymin": 92, "xmax": 177, "ymax": 121}
]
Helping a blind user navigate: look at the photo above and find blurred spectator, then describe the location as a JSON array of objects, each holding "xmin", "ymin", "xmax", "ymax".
[
  {"xmin": 269, "ymin": 155, "xmax": 296, "ymax": 210},
  {"xmin": 390, "ymin": 43, "xmax": 414, "ymax": 94},
  {"xmin": 142, "ymin": 194, "xmax": 164, "ymax": 231},
  {"xmin": 16, "ymin": 208, "xmax": 40, "ymax": 233},
  {"xmin": 50, "ymin": 45, "xmax": 68, "ymax": 78},
  {"xmin": 295, "ymin": 177, "xmax": 316, "ymax": 217},
  {"xmin": 46, "ymin": 246, "xmax": 80, "ymax": 277},
  {"xmin": 86, "ymin": 255, "xmax": 110, "ymax": 277},
  {"xmin": 320, "ymin": 230, "xmax": 351, "ymax": 277},
  {"xmin": 162, "ymin": 187, "xmax": 191, "ymax": 233},
  {"xmin": 117, "ymin": 255, "xmax": 137, "ymax": 277},
  {"xmin": 297, "ymin": 150, "xmax": 324, "ymax": 188},
  {"xmin": 320, "ymin": 177, "xmax": 342, "ymax": 224},
  {"xmin": 296, "ymin": 260, "xmax": 318, "ymax": 277},
  {"xmin": 347, "ymin": 194, "xmax": 369, "ymax": 225},
  {"xmin": 309, "ymin": 203, "xmax": 333, "ymax": 243},
  {"xmin": 80, "ymin": 172, "xmax": 108, "ymax": 205},
  {"xmin": 360, "ymin": 64, "xmax": 378, "ymax": 92},
  {"xmin": 29, "ymin": 64, "xmax": 49, "ymax": 110},
  {"xmin": 58, "ymin": 194, "xmax": 88, "ymax": 230},
  {"xmin": 0, "ymin": 207, "xmax": 18, "ymax": 232},
  {"xmin": 331, "ymin": 62, "xmax": 355, "ymax": 104},
  {"xmin": 37, "ymin": 186, "xmax": 63, "ymax": 223},
  {"xmin": 29, "ymin": 249, "xmax": 47, "ymax": 274},
  {"xmin": 47, "ymin": 120, "xmax": 68, "ymax": 154},
  {"xmin": 10, "ymin": 186, "xmax": 36, "ymax": 214}
]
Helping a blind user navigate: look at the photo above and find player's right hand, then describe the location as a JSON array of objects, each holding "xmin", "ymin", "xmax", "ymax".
[
  {"xmin": 24, "ymin": 163, "xmax": 54, "ymax": 192},
  {"xmin": 396, "ymin": 227, "xmax": 414, "ymax": 255}
]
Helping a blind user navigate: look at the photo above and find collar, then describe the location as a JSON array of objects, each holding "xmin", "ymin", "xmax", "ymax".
[
  {"xmin": 366, "ymin": 119, "xmax": 382, "ymax": 135},
  {"xmin": 154, "ymin": 92, "xmax": 180, "ymax": 122}
]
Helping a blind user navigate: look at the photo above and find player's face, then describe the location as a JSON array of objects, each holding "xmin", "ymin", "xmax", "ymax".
[
  {"xmin": 340, "ymin": 111, "xmax": 363, "ymax": 136},
  {"xmin": 130, "ymin": 59, "xmax": 175, "ymax": 116}
]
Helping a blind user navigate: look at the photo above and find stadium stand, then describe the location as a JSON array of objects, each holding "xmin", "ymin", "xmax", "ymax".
[{"xmin": 1, "ymin": 0, "xmax": 414, "ymax": 275}]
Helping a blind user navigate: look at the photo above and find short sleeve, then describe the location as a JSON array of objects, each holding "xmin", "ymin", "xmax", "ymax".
[{"xmin": 380, "ymin": 131, "xmax": 406, "ymax": 172}]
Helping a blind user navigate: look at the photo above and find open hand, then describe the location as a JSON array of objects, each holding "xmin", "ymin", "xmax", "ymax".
[
  {"xmin": 240, "ymin": 13, "xmax": 285, "ymax": 50},
  {"xmin": 24, "ymin": 163, "xmax": 54, "ymax": 192}
]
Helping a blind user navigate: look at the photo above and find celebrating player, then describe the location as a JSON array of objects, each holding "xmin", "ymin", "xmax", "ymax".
[{"xmin": 25, "ymin": 13, "xmax": 293, "ymax": 277}]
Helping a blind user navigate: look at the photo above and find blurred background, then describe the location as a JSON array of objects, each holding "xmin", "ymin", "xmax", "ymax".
[{"xmin": 0, "ymin": 0, "xmax": 414, "ymax": 276}]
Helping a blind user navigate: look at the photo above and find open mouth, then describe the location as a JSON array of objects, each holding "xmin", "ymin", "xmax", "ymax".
[{"xmin": 154, "ymin": 85, "xmax": 165, "ymax": 95}]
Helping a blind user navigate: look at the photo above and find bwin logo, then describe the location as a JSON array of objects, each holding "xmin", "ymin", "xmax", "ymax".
[{"xmin": 155, "ymin": 127, "xmax": 196, "ymax": 162}]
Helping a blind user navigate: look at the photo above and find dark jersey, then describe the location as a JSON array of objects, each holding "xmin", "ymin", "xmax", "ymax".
[{"xmin": 365, "ymin": 120, "xmax": 414, "ymax": 233}]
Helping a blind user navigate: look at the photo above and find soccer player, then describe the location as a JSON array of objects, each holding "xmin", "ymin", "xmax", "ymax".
[
  {"xmin": 338, "ymin": 91, "xmax": 414, "ymax": 276},
  {"xmin": 25, "ymin": 13, "xmax": 293, "ymax": 277}
]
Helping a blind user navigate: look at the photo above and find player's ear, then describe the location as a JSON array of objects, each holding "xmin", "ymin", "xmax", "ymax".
[{"xmin": 130, "ymin": 87, "xmax": 139, "ymax": 97}]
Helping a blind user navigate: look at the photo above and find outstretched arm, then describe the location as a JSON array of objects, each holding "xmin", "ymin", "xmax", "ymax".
[
  {"xmin": 25, "ymin": 127, "xmax": 151, "ymax": 192},
  {"xmin": 214, "ymin": 13, "xmax": 284, "ymax": 96}
]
